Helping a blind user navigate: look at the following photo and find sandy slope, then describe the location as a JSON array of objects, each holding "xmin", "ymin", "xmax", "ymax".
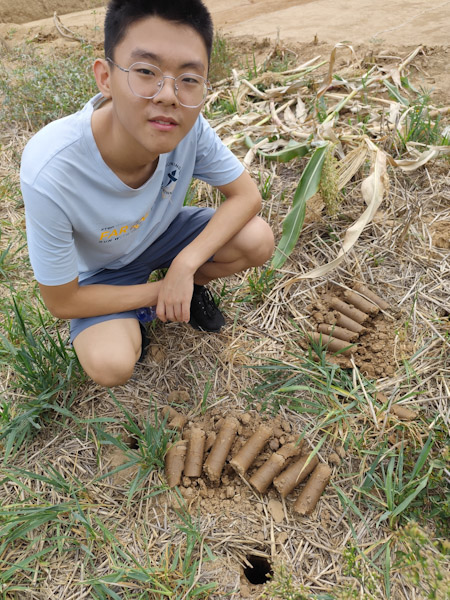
[
  {"xmin": 0, "ymin": 1, "xmax": 448, "ymax": 101},
  {"xmin": 1, "ymin": 0, "xmax": 449, "ymax": 47}
]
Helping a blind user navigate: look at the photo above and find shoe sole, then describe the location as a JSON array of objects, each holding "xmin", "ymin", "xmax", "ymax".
[{"xmin": 189, "ymin": 317, "xmax": 223, "ymax": 332}]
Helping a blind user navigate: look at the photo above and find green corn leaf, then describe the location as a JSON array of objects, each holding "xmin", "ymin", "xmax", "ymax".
[
  {"xmin": 271, "ymin": 143, "xmax": 329, "ymax": 269},
  {"xmin": 258, "ymin": 139, "xmax": 310, "ymax": 162},
  {"xmin": 244, "ymin": 136, "xmax": 310, "ymax": 162}
]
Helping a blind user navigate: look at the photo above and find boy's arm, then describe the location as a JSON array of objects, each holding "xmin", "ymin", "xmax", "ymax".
[
  {"xmin": 39, "ymin": 277, "xmax": 163, "ymax": 320},
  {"xmin": 156, "ymin": 170, "xmax": 262, "ymax": 323},
  {"xmin": 39, "ymin": 171, "xmax": 260, "ymax": 323}
]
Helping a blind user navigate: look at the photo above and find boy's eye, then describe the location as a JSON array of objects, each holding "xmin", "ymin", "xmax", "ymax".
[
  {"xmin": 132, "ymin": 64, "xmax": 158, "ymax": 77},
  {"xmin": 180, "ymin": 75, "xmax": 202, "ymax": 86}
]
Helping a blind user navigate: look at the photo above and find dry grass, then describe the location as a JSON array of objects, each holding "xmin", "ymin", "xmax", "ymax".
[{"xmin": 0, "ymin": 34, "xmax": 449, "ymax": 599}]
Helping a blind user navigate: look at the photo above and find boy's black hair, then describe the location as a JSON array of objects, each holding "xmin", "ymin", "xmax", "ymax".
[{"xmin": 104, "ymin": 0, "xmax": 214, "ymax": 63}]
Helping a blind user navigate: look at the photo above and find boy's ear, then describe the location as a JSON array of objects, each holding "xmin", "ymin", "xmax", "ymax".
[{"xmin": 93, "ymin": 58, "xmax": 112, "ymax": 98}]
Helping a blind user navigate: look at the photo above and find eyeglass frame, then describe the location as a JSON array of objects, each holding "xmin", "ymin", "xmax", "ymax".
[{"xmin": 105, "ymin": 57, "xmax": 211, "ymax": 108}]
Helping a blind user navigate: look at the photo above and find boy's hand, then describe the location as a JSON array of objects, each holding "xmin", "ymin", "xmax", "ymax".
[{"xmin": 156, "ymin": 266, "xmax": 194, "ymax": 323}]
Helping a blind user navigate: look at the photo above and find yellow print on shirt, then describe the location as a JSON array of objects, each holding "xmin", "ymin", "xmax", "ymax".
[{"xmin": 98, "ymin": 213, "xmax": 149, "ymax": 243}]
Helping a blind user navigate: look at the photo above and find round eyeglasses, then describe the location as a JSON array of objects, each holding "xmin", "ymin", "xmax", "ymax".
[{"xmin": 106, "ymin": 58, "xmax": 211, "ymax": 108}]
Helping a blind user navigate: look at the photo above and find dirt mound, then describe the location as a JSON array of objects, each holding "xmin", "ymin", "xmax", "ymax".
[{"xmin": 0, "ymin": 0, "xmax": 103, "ymax": 24}]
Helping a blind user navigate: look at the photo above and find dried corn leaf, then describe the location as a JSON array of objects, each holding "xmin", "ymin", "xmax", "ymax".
[
  {"xmin": 390, "ymin": 144, "xmax": 450, "ymax": 171},
  {"xmin": 295, "ymin": 145, "xmax": 388, "ymax": 279},
  {"xmin": 317, "ymin": 43, "xmax": 358, "ymax": 99}
]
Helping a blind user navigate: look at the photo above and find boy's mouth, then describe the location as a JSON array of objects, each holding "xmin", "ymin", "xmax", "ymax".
[{"xmin": 148, "ymin": 116, "xmax": 178, "ymax": 130}]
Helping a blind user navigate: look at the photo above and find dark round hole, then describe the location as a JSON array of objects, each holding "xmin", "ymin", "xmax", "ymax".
[
  {"xmin": 123, "ymin": 434, "xmax": 139, "ymax": 449},
  {"xmin": 243, "ymin": 554, "xmax": 273, "ymax": 585}
]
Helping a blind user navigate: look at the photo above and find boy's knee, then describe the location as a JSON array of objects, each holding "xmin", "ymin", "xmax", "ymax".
[
  {"xmin": 245, "ymin": 218, "xmax": 275, "ymax": 265},
  {"xmin": 79, "ymin": 349, "xmax": 137, "ymax": 387}
]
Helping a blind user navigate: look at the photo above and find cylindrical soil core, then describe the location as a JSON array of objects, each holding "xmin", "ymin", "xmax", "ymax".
[
  {"xmin": 230, "ymin": 424, "xmax": 273, "ymax": 475},
  {"xmin": 273, "ymin": 454, "xmax": 319, "ymax": 498},
  {"xmin": 344, "ymin": 290, "xmax": 379, "ymax": 316},
  {"xmin": 335, "ymin": 312, "xmax": 365, "ymax": 333},
  {"xmin": 249, "ymin": 442, "xmax": 302, "ymax": 494},
  {"xmin": 311, "ymin": 332, "xmax": 355, "ymax": 355},
  {"xmin": 165, "ymin": 441, "xmax": 187, "ymax": 487},
  {"xmin": 317, "ymin": 323, "xmax": 358, "ymax": 342},
  {"xmin": 203, "ymin": 416, "xmax": 239, "ymax": 482},
  {"xmin": 353, "ymin": 283, "xmax": 390, "ymax": 310},
  {"xmin": 330, "ymin": 298, "xmax": 369, "ymax": 324},
  {"xmin": 293, "ymin": 463, "xmax": 332, "ymax": 516},
  {"xmin": 184, "ymin": 428, "xmax": 206, "ymax": 477}
]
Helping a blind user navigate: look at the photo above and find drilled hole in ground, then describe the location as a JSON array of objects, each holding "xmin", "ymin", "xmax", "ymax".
[
  {"xmin": 123, "ymin": 434, "xmax": 139, "ymax": 449},
  {"xmin": 243, "ymin": 554, "xmax": 273, "ymax": 585}
]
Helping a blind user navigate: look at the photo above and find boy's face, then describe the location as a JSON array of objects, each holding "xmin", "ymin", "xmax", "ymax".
[{"xmin": 104, "ymin": 16, "xmax": 209, "ymax": 161}]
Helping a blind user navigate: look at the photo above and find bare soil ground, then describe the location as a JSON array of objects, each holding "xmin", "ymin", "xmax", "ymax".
[
  {"xmin": 1, "ymin": 0, "xmax": 449, "ymax": 102},
  {"xmin": 0, "ymin": 1, "xmax": 449, "ymax": 599}
]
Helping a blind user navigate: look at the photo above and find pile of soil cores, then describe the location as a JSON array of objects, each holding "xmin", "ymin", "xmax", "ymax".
[
  {"xmin": 162, "ymin": 406, "xmax": 332, "ymax": 519},
  {"xmin": 305, "ymin": 282, "xmax": 411, "ymax": 378}
]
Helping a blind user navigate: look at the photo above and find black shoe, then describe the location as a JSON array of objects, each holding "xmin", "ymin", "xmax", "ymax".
[
  {"xmin": 138, "ymin": 323, "xmax": 150, "ymax": 362},
  {"xmin": 189, "ymin": 285, "xmax": 225, "ymax": 332}
]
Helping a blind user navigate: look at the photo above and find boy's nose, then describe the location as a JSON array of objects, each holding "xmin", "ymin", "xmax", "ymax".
[{"xmin": 153, "ymin": 76, "xmax": 179, "ymax": 105}]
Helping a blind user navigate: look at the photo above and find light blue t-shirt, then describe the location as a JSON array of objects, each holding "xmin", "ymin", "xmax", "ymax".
[{"xmin": 20, "ymin": 94, "xmax": 244, "ymax": 286}]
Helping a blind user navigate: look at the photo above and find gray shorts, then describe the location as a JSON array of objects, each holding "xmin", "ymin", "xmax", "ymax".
[{"xmin": 70, "ymin": 206, "xmax": 215, "ymax": 343}]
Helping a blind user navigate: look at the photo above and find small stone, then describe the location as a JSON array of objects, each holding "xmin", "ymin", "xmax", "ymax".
[
  {"xmin": 226, "ymin": 486, "xmax": 235, "ymax": 499},
  {"xmin": 281, "ymin": 421, "xmax": 292, "ymax": 433},
  {"xmin": 336, "ymin": 445, "xmax": 346, "ymax": 458},
  {"xmin": 240, "ymin": 413, "xmax": 251, "ymax": 425},
  {"xmin": 269, "ymin": 439, "xmax": 280, "ymax": 451},
  {"xmin": 279, "ymin": 436, "xmax": 286, "ymax": 445},
  {"xmin": 233, "ymin": 494, "xmax": 241, "ymax": 503},
  {"xmin": 328, "ymin": 452, "xmax": 341, "ymax": 465},
  {"xmin": 182, "ymin": 476, "xmax": 191, "ymax": 487},
  {"xmin": 277, "ymin": 532, "xmax": 289, "ymax": 545},
  {"xmin": 268, "ymin": 499, "xmax": 284, "ymax": 523},
  {"xmin": 274, "ymin": 427, "xmax": 284, "ymax": 438},
  {"xmin": 167, "ymin": 390, "xmax": 190, "ymax": 403},
  {"xmin": 151, "ymin": 346, "xmax": 166, "ymax": 363}
]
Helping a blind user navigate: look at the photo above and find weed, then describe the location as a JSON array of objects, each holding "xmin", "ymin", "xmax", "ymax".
[
  {"xmin": 243, "ymin": 52, "xmax": 259, "ymax": 80},
  {"xmin": 0, "ymin": 174, "xmax": 24, "ymax": 208},
  {"xmin": 245, "ymin": 333, "xmax": 379, "ymax": 446},
  {"xmin": 209, "ymin": 31, "xmax": 235, "ymax": 83},
  {"xmin": 396, "ymin": 90, "xmax": 447, "ymax": 151},
  {"xmin": 258, "ymin": 170, "xmax": 275, "ymax": 200},
  {"xmin": 85, "ymin": 498, "xmax": 217, "ymax": 599},
  {"xmin": 355, "ymin": 434, "xmax": 445, "ymax": 528},
  {"xmin": 0, "ymin": 297, "xmax": 84, "ymax": 460},
  {"xmin": 206, "ymin": 93, "xmax": 239, "ymax": 117},
  {"xmin": 241, "ymin": 267, "xmax": 276, "ymax": 305},
  {"xmin": 315, "ymin": 97, "xmax": 329, "ymax": 123},
  {"xmin": 395, "ymin": 522, "xmax": 450, "ymax": 599},
  {"xmin": 261, "ymin": 564, "xmax": 310, "ymax": 599},
  {"xmin": 96, "ymin": 395, "xmax": 175, "ymax": 501},
  {"xmin": 0, "ymin": 43, "xmax": 97, "ymax": 131}
]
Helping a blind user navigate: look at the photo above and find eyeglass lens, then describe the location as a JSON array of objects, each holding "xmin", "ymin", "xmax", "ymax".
[{"xmin": 128, "ymin": 63, "xmax": 207, "ymax": 107}]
